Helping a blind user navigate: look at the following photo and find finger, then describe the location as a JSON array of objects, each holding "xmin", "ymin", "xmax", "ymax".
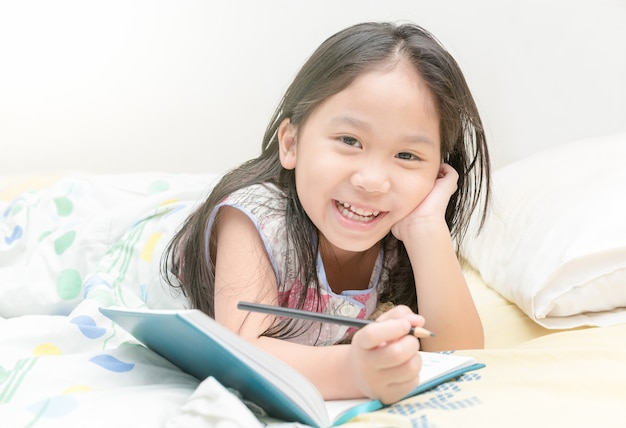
[
  {"xmin": 378, "ymin": 375, "xmax": 422, "ymax": 404},
  {"xmin": 371, "ymin": 347, "xmax": 423, "ymax": 403},
  {"xmin": 375, "ymin": 304, "xmax": 413, "ymax": 320},
  {"xmin": 375, "ymin": 305, "xmax": 426, "ymax": 331},
  {"xmin": 436, "ymin": 164, "xmax": 459, "ymax": 196},
  {"xmin": 353, "ymin": 318, "xmax": 415, "ymax": 350},
  {"xmin": 438, "ymin": 163, "xmax": 447, "ymax": 179},
  {"xmin": 355, "ymin": 341, "xmax": 421, "ymax": 387},
  {"xmin": 439, "ymin": 162, "xmax": 455, "ymax": 174},
  {"xmin": 371, "ymin": 335, "xmax": 421, "ymax": 365}
]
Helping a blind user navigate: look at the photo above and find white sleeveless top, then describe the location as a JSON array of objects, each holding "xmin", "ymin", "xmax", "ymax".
[{"xmin": 207, "ymin": 183, "xmax": 398, "ymax": 345}]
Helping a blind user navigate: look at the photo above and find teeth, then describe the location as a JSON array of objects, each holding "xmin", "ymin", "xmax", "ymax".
[{"xmin": 337, "ymin": 201, "xmax": 380, "ymax": 221}]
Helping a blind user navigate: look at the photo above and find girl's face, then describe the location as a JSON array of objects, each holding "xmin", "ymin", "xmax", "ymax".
[{"xmin": 279, "ymin": 59, "xmax": 441, "ymax": 255}]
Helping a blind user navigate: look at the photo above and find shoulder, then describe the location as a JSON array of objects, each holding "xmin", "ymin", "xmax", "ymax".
[
  {"xmin": 208, "ymin": 182, "xmax": 289, "ymax": 284},
  {"xmin": 224, "ymin": 182, "xmax": 285, "ymax": 204},
  {"xmin": 207, "ymin": 182, "xmax": 289, "ymax": 248},
  {"xmin": 216, "ymin": 183, "xmax": 286, "ymax": 227}
]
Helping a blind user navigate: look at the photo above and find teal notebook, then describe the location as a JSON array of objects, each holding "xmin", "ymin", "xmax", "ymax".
[{"xmin": 100, "ymin": 307, "xmax": 484, "ymax": 428}]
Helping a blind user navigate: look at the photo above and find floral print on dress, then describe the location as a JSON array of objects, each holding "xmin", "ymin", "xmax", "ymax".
[{"xmin": 207, "ymin": 183, "xmax": 399, "ymax": 346}]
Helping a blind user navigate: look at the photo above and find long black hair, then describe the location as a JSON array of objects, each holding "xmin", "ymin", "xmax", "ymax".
[{"xmin": 161, "ymin": 22, "xmax": 491, "ymax": 337}]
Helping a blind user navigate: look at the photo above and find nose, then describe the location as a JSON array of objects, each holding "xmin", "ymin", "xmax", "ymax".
[{"xmin": 350, "ymin": 158, "xmax": 391, "ymax": 193}]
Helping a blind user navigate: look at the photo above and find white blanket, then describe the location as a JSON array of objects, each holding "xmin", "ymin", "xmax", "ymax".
[
  {"xmin": 0, "ymin": 173, "xmax": 298, "ymax": 427},
  {"xmin": 3, "ymin": 173, "xmax": 625, "ymax": 428}
]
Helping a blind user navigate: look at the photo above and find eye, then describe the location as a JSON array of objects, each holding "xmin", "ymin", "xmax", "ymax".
[
  {"xmin": 396, "ymin": 152, "xmax": 420, "ymax": 161},
  {"xmin": 338, "ymin": 136, "xmax": 362, "ymax": 148}
]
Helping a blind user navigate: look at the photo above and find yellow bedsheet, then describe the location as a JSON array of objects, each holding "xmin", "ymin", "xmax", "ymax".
[{"xmin": 341, "ymin": 268, "xmax": 625, "ymax": 427}]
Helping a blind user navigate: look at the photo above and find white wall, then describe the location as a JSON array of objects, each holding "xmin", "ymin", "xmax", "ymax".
[{"xmin": 1, "ymin": 0, "xmax": 625, "ymax": 174}]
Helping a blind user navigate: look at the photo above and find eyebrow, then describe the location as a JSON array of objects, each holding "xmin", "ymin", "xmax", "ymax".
[
  {"xmin": 330, "ymin": 115, "xmax": 371, "ymax": 131},
  {"xmin": 330, "ymin": 115, "xmax": 436, "ymax": 146}
]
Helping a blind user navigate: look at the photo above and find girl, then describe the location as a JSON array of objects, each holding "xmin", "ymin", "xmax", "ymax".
[{"xmin": 162, "ymin": 21, "xmax": 490, "ymax": 403}]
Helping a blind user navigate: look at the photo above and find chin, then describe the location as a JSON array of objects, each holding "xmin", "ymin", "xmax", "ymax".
[{"xmin": 325, "ymin": 234, "xmax": 384, "ymax": 254}]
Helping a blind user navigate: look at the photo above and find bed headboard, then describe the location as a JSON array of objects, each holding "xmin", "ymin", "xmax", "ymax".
[{"xmin": 2, "ymin": 0, "xmax": 625, "ymax": 174}]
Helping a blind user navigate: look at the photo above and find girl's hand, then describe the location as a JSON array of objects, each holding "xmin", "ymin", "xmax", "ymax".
[
  {"xmin": 348, "ymin": 305, "xmax": 424, "ymax": 403},
  {"xmin": 392, "ymin": 163, "xmax": 458, "ymax": 241}
]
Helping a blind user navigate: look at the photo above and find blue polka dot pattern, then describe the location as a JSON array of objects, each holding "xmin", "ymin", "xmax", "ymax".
[
  {"xmin": 70, "ymin": 316, "xmax": 107, "ymax": 339},
  {"xmin": 89, "ymin": 354, "xmax": 135, "ymax": 373}
]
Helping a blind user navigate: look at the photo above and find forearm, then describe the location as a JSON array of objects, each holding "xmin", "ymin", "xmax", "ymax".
[
  {"xmin": 251, "ymin": 336, "xmax": 363, "ymax": 400},
  {"xmin": 405, "ymin": 220, "xmax": 484, "ymax": 351}
]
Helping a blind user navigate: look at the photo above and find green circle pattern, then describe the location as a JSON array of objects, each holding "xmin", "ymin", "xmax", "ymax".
[
  {"xmin": 54, "ymin": 230, "xmax": 76, "ymax": 255},
  {"xmin": 53, "ymin": 196, "xmax": 74, "ymax": 217},
  {"xmin": 147, "ymin": 180, "xmax": 170, "ymax": 194},
  {"xmin": 56, "ymin": 269, "xmax": 82, "ymax": 300}
]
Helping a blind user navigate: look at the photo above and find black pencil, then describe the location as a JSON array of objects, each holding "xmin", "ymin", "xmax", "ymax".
[{"xmin": 237, "ymin": 301, "xmax": 435, "ymax": 338}]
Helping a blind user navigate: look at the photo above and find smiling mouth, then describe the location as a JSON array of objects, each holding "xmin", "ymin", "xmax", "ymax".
[{"xmin": 335, "ymin": 200, "xmax": 381, "ymax": 222}]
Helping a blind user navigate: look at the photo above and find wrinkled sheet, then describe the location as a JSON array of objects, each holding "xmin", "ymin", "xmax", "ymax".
[{"xmin": 0, "ymin": 173, "xmax": 284, "ymax": 427}]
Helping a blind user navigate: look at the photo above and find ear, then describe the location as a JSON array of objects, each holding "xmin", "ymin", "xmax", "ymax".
[{"xmin": 278, "ymin": 118, "xmax": 297, "ymax": 170}]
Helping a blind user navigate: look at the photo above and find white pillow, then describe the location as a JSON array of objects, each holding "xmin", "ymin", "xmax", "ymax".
[{"xmin": 462, "ymin": 132, "xmax": 626, "ymax": 329}]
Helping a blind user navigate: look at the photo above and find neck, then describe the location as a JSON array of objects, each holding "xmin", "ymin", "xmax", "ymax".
[{"xmin": 319, "ymin": 238, "xmax": 380, "ymax": 293}]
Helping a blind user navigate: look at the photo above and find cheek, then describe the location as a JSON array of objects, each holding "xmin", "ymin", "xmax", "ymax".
[
  {"xmin": 293, "ymin": 165, "xmax": 320, "ymax": 210},
  {"xmin": 398, "ymin": 173, "xmax": 438, "ymax": 209}
]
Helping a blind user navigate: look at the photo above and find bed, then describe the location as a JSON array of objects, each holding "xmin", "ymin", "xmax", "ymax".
[
  {"xmin": 2, "ymin": 132, "xmax": 626, "ymax": 428},
  {"xmin": 3, "ymin": 1, "xmax": 626, "ymax": 426}
]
